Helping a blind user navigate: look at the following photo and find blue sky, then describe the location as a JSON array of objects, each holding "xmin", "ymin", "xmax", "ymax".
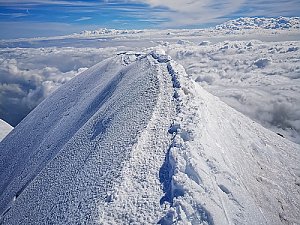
[{"xmin": 0, "ymin": 0, "xmax": 299, "ymax": 39}]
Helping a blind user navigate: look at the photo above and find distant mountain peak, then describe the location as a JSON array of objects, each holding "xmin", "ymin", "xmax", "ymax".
[{"xmin": 216, "ymin": 16, "xmax": 300, "ymax": 30}]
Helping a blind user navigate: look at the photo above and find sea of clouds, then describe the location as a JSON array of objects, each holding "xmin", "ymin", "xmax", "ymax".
[
  {"xmin": 166, "ymin": 39, "xmax": 300, "ymax": 143},
  {"xmin": 0, "ymin": 47, "xmax": 117, "ymax": 126},
  {"xmin": 0, "ymin": 37, "xmax": 299, "ymax": 144}
]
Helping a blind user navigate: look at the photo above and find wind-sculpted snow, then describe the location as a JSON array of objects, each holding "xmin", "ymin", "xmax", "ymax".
[{"xmin": 0, "ymin": 50, "xmax": 299, "ymax": 224}]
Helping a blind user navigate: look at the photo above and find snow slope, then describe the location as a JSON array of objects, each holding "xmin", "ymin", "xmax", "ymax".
[
  {"xmin": 0, "ymin": 51, "xmax": 299, "ymax": 224},
  {"xmin": 0, "ymin": 51, "xmax": 176, "ymax": 224},
  {"xmin": 0, "ymin": 119, "xmax": 13, "ymax": 141}
]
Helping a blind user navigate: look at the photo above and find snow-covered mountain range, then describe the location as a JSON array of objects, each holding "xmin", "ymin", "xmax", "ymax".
[
  {"xmin": 42, "ymin": 17, "xmax": 298, "ymax": 39},
  {"xmin": 216, "ymin": 17, "xmax": 300, "ymax": 30},
  {"xmin": 78, "ymin": 17, "xmax": 300, "ymax": 37},
  {"xmin": 0, "ymin": 50, "xmax": 299, "ymax": 224},
  {"xmin": 79, "ymin": 28, "xmax": 145, "ymax": 36}
]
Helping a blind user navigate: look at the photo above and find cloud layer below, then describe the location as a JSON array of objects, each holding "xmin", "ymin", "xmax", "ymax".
[
  {"xmin": 166, "ymin": 38, "xmax": 300, "ymax": 143},
  {"xmin": 0, "ymin": 47, "xmax": 118, "ymax": 126},
  {"xmin": 0, "ymin": 27, "xmax": 299, "ymax": 146}
]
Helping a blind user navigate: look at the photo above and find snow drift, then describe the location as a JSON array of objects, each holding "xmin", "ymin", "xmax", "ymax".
[{"xmin": 0, "ymin": 51, "xmax": 299, "ymax": 224}]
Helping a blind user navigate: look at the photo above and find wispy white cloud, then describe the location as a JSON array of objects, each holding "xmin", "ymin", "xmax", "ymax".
[
  {"xmin": 75, "ymin": 16, "xmax": 92, "ymax": 22},
  {"xmin": 0, "ymin": 0, "xmax": 299, "ymax": 31},
  {"xmin": 129, "ymin": 0, "xmax": 299, "ymax": 26},
  {"xmin": 130, "ymin": 0, "xmax": 245, "ymax": 26},
  {"xmin": 237, "ymin": 0, "xmax": 300, "ymax": 17},
  {"xmin": 0, "ymin": 21, "xmax": 98, "ymax": 39},
  {"xmin": 0, "ymin": 0, "xmax": 98, "ymax": 7},
  {"xmin": 0, "ymin": 12, "xmax": 28, "ymax": 18}
]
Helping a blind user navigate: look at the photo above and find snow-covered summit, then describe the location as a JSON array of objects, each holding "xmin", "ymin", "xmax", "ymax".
[
  {"xmin": 0, "ymin": 51, "xmax": 299, "ymax": 224},
  {"xmin": 216, "ymin": 16, "xmax": 300, "ymax": 30}
]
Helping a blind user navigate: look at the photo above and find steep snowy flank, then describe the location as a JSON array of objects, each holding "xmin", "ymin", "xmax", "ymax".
[
  {"xmin": 216, "ymin": 17, "xmax": 300, "ymax": 30},
  {"xmin": 0, "ymin": 119, "xmax": 13, "ymax": 142},
  {"xmin": 152, "ymin": 51, "xmax": 300, "ymax": 224},
  {"xmin": 157, "ymin": 59, "xmax": 300, "ymax": 224},
  {"xmin": 0, "ymin": 51, "xmax": 299, "ymax": 224},
  {"xmin": 0, "ymin": 52, "xmax": 176, "ymax": 224}
]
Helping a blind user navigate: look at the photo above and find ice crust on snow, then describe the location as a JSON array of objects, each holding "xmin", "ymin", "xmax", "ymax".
[{"xmin": 0, "ymin": 50, "xmax": 300, "ymax": 224}]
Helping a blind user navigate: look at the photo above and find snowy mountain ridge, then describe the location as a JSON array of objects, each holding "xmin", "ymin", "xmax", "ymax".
[
  {"xmin": 0, "ymin": 50, "xmax": 299, "ymax": 224},
  {"xmin": 216, "ymin": 16, "xmax": 300, "ymax": 30},
  {"xmin": 79, "ymin": 28, "xmax": 145, "ymax": 36},
  {"xmin": 76, "ymin": 17, "xmax": 300, "ymax": 37}
]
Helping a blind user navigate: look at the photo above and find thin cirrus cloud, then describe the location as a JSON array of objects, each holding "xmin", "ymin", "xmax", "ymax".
[
  {"xmin": 0, "ymin": 21, "xmax": 99, "ymax": 39},
  {"xmin": 0, "ymin": 12, "xmax": 28, "ymax": 18},
  {"xmin": 75, "ymin": 17, "xmax": 92, "ymax": 22},
  {"xmin": 131, "ymin": 0, "xmax": 300, "ymax": 26},
  {"xmin": 0, "ymin": 0, "xmax": 98, "ymax": 7},
  {"xmin": 0, "ymin": 0, "xmax": 299, "ymax": 25},
  {"xmin": 236, "ymin": 0, "xmax": 300, "ymax": 17},
  {"xmin": 105, "ymin": 0, "xmax": 246, "ymax": 27}
]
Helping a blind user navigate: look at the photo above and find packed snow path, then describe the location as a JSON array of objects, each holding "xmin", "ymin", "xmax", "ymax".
[{"xmin": 0, "ymin": 50, "xmax": 299, "ymax": 224}]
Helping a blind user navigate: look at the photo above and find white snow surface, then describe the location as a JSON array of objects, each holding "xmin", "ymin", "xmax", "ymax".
[
  {"xmin": 0, "ymin": 119, "xmax": 13, "ymax": 141},
  {"xmin": 0, "ymin": 50, "xmax": 299, "ymax": 224}
]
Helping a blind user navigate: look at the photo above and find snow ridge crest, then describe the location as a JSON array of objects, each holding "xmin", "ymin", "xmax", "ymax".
[{"xmin": 151, "ymin": 49, "xmax": 214, "ymax": 225}]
